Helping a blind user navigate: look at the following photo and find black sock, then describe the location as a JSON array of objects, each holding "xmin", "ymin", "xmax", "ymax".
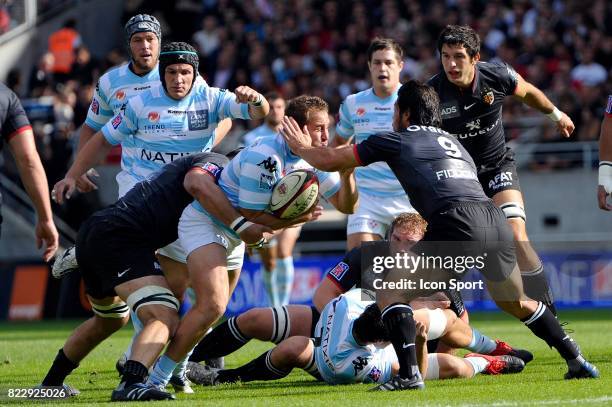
[
  {"xmin": 42, "ymin": 349, "xmax": 79, "ymax": 386},
  {"xmin": 522, "ymin": 302, "xmax": 579, "ymax": 360},
  {"xmin": 189, "ymin": 317, "xmax": 249, "ymax": 362},
  {"xmin": 121, "ymin": 360, "xmax": 149, "ymax": 387},
  {"xmin": 522, "ymin": 264, "xmax": 557, "ymax": 316},
  {"xmin": 381, "ymin": 303, "xmax": 419, "ymax": 379},
  {"xmin": 217, "ymin": 350, "xmax": 289, "ymax": 383}
]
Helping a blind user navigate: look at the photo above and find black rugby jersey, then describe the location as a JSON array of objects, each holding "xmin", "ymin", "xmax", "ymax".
[
  {"xmin": 427, "ymin": 62, "xmax": 518, "ymax": 168},
  {"xmin": 0, "ymin": 82, "xmax": 32, "ymax": 151},
  {"xmin": 354, "ymin": 127, "xmax": 488, "ymax": 221},
  {"xmin": 104, "ymin": 152, "xmax": 228, "ymax": 249}
]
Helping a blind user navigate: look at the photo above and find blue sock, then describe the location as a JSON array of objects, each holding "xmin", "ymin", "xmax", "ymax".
[
  {"xmin": 467, "ymin": 328, "xmax": 497, "ymax": 354},
  {"xmin": 178, "ymin": 292, "xmax": 192, "ymax": 317},
  {"xmin": 124, "ymin": 310, "xmax": 144, "ymax": 358},
  {"xmin": 147, "ymin": 355, "xmax": 177, "ymax": 387},
  {"xmin": 275, "ymin": 257, "xmax": 294, "ymax": 306},
  {"xmin": 262, "ymin": 267, "xmax": 279, "ymax": 307},
  {"xmin": 172, "ymin": 347, "xmax": 194, "ymax": 378}
]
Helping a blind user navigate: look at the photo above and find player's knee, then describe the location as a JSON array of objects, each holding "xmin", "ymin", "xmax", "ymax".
[
  {"xmin": 263, "ymin": 257, "xmax": 277, "ymax": 271},
  {"xmin": 127, "ymin": 285, "xmax": 180, "ymax": 327},
  {"xmin": 194, "ymin": 295, "xmax": 227, "ymax": 322},
  {"xmin": 237, "ymin": 308, "xmax": 270, "ymax": 338},
  {"xmin": 92, "ymin": 314, "xmax": 128, "ymax": 334}
]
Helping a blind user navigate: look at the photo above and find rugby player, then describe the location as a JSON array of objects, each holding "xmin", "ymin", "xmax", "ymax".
[
  {"xmin": 187, "ymin": 290, "xmax": 526, "ymax": 387},
  {"xmin": 53, "ymin": 41, "xmax": 269, "ymax": 385},
  {"xmin": 186, "ymin": 213, "xmax": 530, "ymax": 373},
  {"xmin": 145, "ymin": 95, "xmax": 358, "ymax": 390},
  {"xmin": 243, "ymin": 93, "xmax": 299, "ymax": 307},
  {"xmin": 598, "ymin": 94, "xmax": 612, "ymax": 211},
  {"xmin": 280, "ymin": 80, "xmax": 598, "ymax": 390},
  {"xmin": 332, "ymin": 38, "xmax": 417, "ymax": 251},
  {"xmin": 38, "ymin": 152, "xmax": 269, "ymax": 401},
  {"xmin": 427, "ymin": 25, "xmax": 575, "ymax": 314}
]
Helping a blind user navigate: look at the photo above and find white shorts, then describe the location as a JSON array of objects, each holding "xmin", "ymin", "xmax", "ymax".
[
  {"xmin": 157, "ymin": 239, "xmax": 187, "ymax": 263},
  {"xmin": 178, "ymin": 205, "xmax": 245, "ymax": 270},
  {"xmin": 347, "ymin": 193, "xmax": 415, "ymax": 237}
]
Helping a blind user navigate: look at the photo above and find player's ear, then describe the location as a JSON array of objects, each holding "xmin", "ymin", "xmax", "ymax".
[
  {"xmin": 402, "ymin": 110, "xmax": 411, "ymax": 127},
  {"xmin": 473, "ymin": 52, "xmax": 480, "ymax": 64}
]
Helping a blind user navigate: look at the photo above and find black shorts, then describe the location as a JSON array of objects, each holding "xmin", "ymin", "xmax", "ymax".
[
  {"xmin": 76, "ymin": 212, "xmax": 164, "ymax": 299},
  {"xmin": 414, "ymin": 200, "xmax": 516, "ymax": 282},
  {"xmin": 478, "ymin": 148, "xmax": 521, "ymax": 198},
  {"xmin": 310, "ymin": 306, "xmax": 321, "ymax": 337}
]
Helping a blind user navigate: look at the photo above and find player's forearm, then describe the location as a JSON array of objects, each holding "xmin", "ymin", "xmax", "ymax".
[
  {"xmin": 15, "ymin": 153, "xmax": 54, "ymax": 222},
  {"xmin": 518, "ymin": 82, "xmax": 557, "ymax": 115},
  {"xmin": 243, "ymin": 210, "xmax": 303, "ymax": 230},
  {"xmin": 213, "ymin": 118, "xmax": 233, "ymax": 147},
  {"xmin": 331, "ymin": 171, "xmax": 358, "ymax": 214},
  {"xmin": 294, "ymin": 147, "xmax": 348, "ymax": 172},
  {"xmin": 416, "ymin": 338, "xmax": 428, "ymax": 378},
  {"xmin": 65, "ymin": 133, "xmax": 112, "ymax": 179},
  {"xmin": 599, "ymin": 117, "xmax": 612, "ymax": 161},
  {"xmin": 76, "ymin": 124, "xmax": 97, "ymax": 152},
  {"xmin": 248, "ymin": 97, "xmax": 270, "ymax": 120}
]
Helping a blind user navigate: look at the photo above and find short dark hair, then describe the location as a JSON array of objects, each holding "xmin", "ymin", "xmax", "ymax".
[
  {"xmin": 265, "ymin": 92, "xmax": 283, "ymax": 103},
  {"xmin": 353, "ymin": 303, "xmax": 389, "ymax": 343},
  {"xmin": 367, "ymin": 37, "xmax": 404, "ymax": 63},
  {"xmin": 397, "ymin": 80, "xmax": 442, "ymax": 127},
  {"xmin": 285, "ymin": 95, "xmax": 328, "ymax": 128},
  {"xmin": 437, "ymin": 25, "xmax": 480, "ymax": 58}
]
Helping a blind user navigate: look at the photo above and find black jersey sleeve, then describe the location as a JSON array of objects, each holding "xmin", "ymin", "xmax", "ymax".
[
  {"xmin": 190, "ymin": 152, "xmax": 229, "ymax": 181},
  {"xmin": 491, "ymin": 62, "xmax": 519, "ymax": 96},
  {"xmin": 1, "ymin": 87, "xmax": 31, "ymax": 141},
  {"xmin": 354, "ymin": 132, "xmax": 401, "ymax": 167},
  {"xmin": 325, "ymin": 247, "xmax": 362, "ymax": 292}
]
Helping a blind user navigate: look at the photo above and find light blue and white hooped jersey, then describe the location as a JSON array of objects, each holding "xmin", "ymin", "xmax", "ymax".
[
  {"xmin": 242, "ymin": 123, "xmax": 277, "ymax": 147},
  {"xmin": 85, "ymin": 63, "xmax": 160, "ymax": 132},
  {"xmin": 314, "ymin": 290, "xmax": 396, "ymax": 385},
  {"xmin": 336, "ymin": 87, "xmax": 405, "ymax": 197},
  {"xmin": 191, "ymin": 133, "xmax": 341, "ymax": 236},
  {"xmin": 101, "ymin": 80, "xmax": 250, "ymax": 196}
]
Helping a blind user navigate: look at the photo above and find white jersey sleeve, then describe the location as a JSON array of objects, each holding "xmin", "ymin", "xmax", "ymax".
[
  {"xmin": 100, "ymin": 98, "xmax": 139, "ymax": 145},
  {"xmin": 315, "ymin": 169, "xmax": 341, "ymax": 200},
  {"xmin": 236, "ymin": 147, "xmax": 282, "ymax": 211},
  {"xmin": 85, "ymin": 77, "xmax": 114, "ymax": 131},
  {"xmin": 335, "ymin": 98, "xmax": 355, "ymax": 140}
]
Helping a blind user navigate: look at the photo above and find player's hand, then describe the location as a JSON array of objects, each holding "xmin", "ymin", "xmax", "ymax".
[
  {"xmin": 36, "ymin": 219, "xmax": 59, "ymax": 262},
  {"xmin": 290, "ymin": 204, "xmax": 323, "ymax": 227},
  {"xmin": 52, "ymin": 177, "xmax": 77, "ymax": 204},
  {"xmin": 556, "ymin": 112, "xmax": 575, "ymax": 138},
  {"xmin": 280, "ymin": 116, "xmax": 312, "ymax": 152},
  {"xmin": 234, "ymin": 86, "xmax": 262, "ymax": 105},
  {"xmin": 75, "ymin": 168, "xmax": 99, "ymax": 193},
  {"xmin": 415, "ymin": 320, "xmax": 427, "ymax": 342},
  {"xmin": 239, "ymin": 222, "xmax": 273, "ymax": 248},
  {"xmin": 597, "ymin": 185, "xmax": 612, "ymax": 211}
]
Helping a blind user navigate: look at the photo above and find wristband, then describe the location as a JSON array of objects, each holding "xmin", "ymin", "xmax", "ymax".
[
  {"xmin": 230, "ymin": 216, "xmax": 248, "ymax": 232},
  {"xmin": 236, "ymin": 220, "xmax": 254, "ymax": 234},
  {"xmin": 599, "ymin": 161, "xmax": 612, "ymax": 194},
  {"xmin": 546, "ymin": 107, "xmax": 562, "ymax": 122},
  {"xmin": 246, "ymin": 237, "xmax": 266, "ymax": 249},
  {"xmin": 248, "ymin": 94, "xmax": 263, "ymax": 107}
]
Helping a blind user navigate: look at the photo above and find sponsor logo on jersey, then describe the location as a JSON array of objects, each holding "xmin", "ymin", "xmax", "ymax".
[
  {"xmin": 374, "ymin": 107, "xmax": 391, "ymax": 111},
  {"xmin": 140, "ymin": 149, "xmax": 191, "ymax": 163},
  {"xmin": 368, "ymin": 366, "xmax": 382, "ymax": 382},
  {"xmin": 455, "ymin": 118, "xmax": 500, "ymax": 139},
  {"xmin": 200, "ymin": 162, "xmax": 222, "ymax": 179},
  {"xmin": 168, "ymin": 109, "xmax": 187, "ymax": 115},
  {"xmin": 259, "ymin": 173, "xmax": 275, "ymax": 190},
  {"xmin": 356, "ymin": 107, "xmax": 366, "ymax": 116},
  {"xmin": 352, "ymin": 356, "xmax": 369, "ymax": 375},
  {"xmin": 187, "ymin": 109, "xmax": 209, "ymax": 131},
  {"xmin": 257, "ymin": 157, "xmax": 278, "ymax": 173},
  {"xmin": 115, "ymin": 90, "xmax": 126, "ymax": 101},
  {"xmin": 134, "ymin": 85, "xmax": 151, "ymax": 91},
  {"xmin": 465, "ymin": 119, "xmax": 481, "ymax": 131},
  {"xmin": 111, "ymin": 114, "xmax": 122, "ymax": 129},
  {"xmin": 488, "ymin": 171, "xmax": 514, "ymax": 191},
  {"xmin": 91, "ymin": 98, "xmax": 99, "ymax": 115},
  {"xmin": 441, "ymin": 102, "xmax": 460, "ymax": 119},
  {"xmin": 329, "ymin": 262, "xmax": 349, "ymax": 281},
  {"xmin": 148, "ymin": 111, "xmax": 160, "ymax": 122}
]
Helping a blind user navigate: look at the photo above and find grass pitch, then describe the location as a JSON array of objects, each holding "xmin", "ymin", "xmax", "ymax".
[{"xmin": 1, "ymin": 309, "xmax": 611, "ymax": 406}]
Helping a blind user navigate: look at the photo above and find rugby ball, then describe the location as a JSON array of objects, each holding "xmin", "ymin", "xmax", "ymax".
[{"xmin": 270, "ymin": 170, "xmax": 319, "ymax": 219}]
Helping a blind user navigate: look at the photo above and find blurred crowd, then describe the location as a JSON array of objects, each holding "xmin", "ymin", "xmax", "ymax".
[{"xmin": 2, "ymin": 0, "xmax": 611, "ymax": 191}]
